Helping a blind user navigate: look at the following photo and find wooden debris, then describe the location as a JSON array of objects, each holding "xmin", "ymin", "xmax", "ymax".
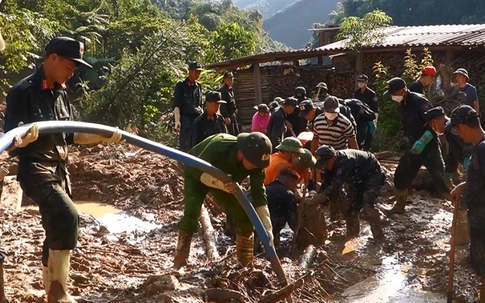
[
  {"xmin": 198, "ymin": 205, "xmax": 220, "ymax": 261},
  {"xmin": 299, "ymin": 245, "xmax": 316, "ymax": 269},
  {"xmin": 374, "ymin": 151, "xmax": 393, "ymax": 160}
]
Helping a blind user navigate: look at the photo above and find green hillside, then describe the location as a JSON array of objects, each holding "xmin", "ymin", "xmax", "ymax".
[
  {"xmin": 263, "ymin": 0, "xmax": 340, "ymax": 48},
  {"xmin": 234, "ymin": 0, "xmax": 298, "ymax": 19}
]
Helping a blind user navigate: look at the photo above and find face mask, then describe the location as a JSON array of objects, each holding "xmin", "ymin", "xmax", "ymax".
[
  {"xmin": 325, "ymin": 112, "xmax": 338, "ymax": 120},
  {"xmin": 358, "ymin": 82, "xmax": 365, "ymax": 88},
  {"xmin": 391, "ymin": 95, "xmax": 403, "ymax": 103}
]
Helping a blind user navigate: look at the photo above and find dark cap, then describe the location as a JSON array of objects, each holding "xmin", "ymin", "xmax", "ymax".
[
  {"xmin": 223, "ymin": 71, "xmax": 234, "ymax": 78},
  {"xmin": 273, "ymin": 97, "xmax": 285, "ymax": 104},
  {"xmin": 295, "ymin": 86, "xmax": 306, "ymax": 95},
  {"xmin": 254, "ymin": 103, "xmax": 269, "ymax": 112},
  {"xmin": 425, "ymin": 106, "xmax": 445, "ymax": 122},
  {"xmin": 314, "ymin": 145, "xmax": 336, "ymax": 169},
  {"xmin": 205, "ymin": 91, "xmax": 226, "ymax": 103},
  {"xmin": 323, "ymin": 96, "xmax": 340, "ymax": 113},
  {"xmin": 269, "ymin": 101, "xmax": 280, "ymax": 109},
  {"xmin": 188, "ymin": 61, "xmax": 203, "ymax": 71},
  {"xmin": 283, "ymin": 97, "xmax": 298, "ymax": 107},
  {"xmin": 45, "ymin": 37, "xmax": 92, "ymax": 68},
  {"xmin": 237, "ymin": 132, "xmax": 272, "ymax": 168},
  {"xmin": 451, "ymin": 105, "xmax": 479, "ymax": 127},
  {"xmin": 357, "ymin": 74, "xmax": 369, "ymax": 82},
  {"xmin": 385, "ymin": 77, "xmax": 406, "ymax": 95},
  {"xmin": 298, "ymin": 99, "xmax": 315, "ymax": 117}
]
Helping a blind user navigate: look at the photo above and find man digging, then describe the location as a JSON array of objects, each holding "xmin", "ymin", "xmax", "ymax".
[{"xmin": 173, "ymin": 132, "xmax": 274, "ymax": 268}]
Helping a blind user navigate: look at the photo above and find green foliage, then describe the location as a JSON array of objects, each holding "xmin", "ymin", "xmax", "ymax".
[
  {"xmin": 336, "ymin": 9, "xmax": 393, "ymax": 52},
  {"xmin": 206, "ymin": 21, "xmax": 257, "ymax": 63},
  {"xmin": 371, "ymin": 48, "xmax": 434, "ymax": 152}
]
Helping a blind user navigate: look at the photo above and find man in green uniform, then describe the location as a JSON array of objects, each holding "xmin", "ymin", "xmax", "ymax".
[
  {"xmin": 4, "ymin": 37, "xmax": 123, "ymax": 303},
  {"xmin": 173, "ymin": 132, "xmax": 274, "ymax": 269}
]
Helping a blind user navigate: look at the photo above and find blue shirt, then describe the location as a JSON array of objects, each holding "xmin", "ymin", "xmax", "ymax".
[{"xmin": 459, "ymin": 83, "xmax": 478, "ymax": 108}]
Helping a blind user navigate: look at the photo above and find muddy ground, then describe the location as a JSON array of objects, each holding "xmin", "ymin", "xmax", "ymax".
[{"xmin": 0, "ymin": 143, "xmax": 479, "ymax": 303}]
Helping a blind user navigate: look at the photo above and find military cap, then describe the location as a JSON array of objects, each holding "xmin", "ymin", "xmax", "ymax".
[
  {"xmin": 314, "ymin": 145, "xmax": 336, "ymax": 169},
  {"xmin": 223, "ymin": 71, "xmax": 234, "ymax": 78},
  {"xmin": 188, "ymin": 61, "xmax": 203, "ymax": 71},
  {"xmin": 298, "ymin": 99, "xmax": 315, "ymax": 117},
  {"xmin": 385, "ymin": 77, "xmax": 406, "ymax": 95},
  {"xmin": 296, "ymin": 149, "xmax": 316, "ymax": 169},
  {"xmin": 45, "ymin": 37, "xmax": 92, "ymax": 68},
  {"xmin": 295, "ymin": 86, "xmax": 306, "ymax": 94},
  {"xmin": 237, "ymin": 132, "xmax": 272, "ymax": 168},
  {"xmin": 357, "ymin": 74, "xmax": 369, "ymax": 82},
  {"xmin": 323, "ymin": 96, "xmax": 340, "ymax": 113},
  {"xmin": 451, "ymin": 105, "xmax": 479, "ymax": 127},
  {"xmin": 254, "ymin": 103, "xmax": 270, "ymax": 112},
  {"xmin": 268, "ymin": 101, "xmax": 280, "ymax": 110},
  {"xmin": 205, "ymin": 91, "xmax": 226, "ymax": 103},
  {"xmin": 283, "ymin": 97, "xmax": 298, "ymax": 107},
  {"xmin": 424, "ymin": 106, "xmax": 445, "ymax": 122},
  {"xmin": 316, "ymin": 82, "xmax": 328, "ymax": 90},
  {"xmin": 453, "ymin": 68, "xmax": 469, "ymax": 80}
]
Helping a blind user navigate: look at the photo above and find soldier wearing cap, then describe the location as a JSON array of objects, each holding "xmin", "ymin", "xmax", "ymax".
[
  {"xmin": 287, "ymin": 86, "xmax": 308, "ymax": 136},
  {"xmin": 354, "ymin": 74, "xmax": 379, "ymax": 150},
  {"xmin": 315, "ymin": 82, "xmax": 329, "ymax": 103},
  {"xmin": 311, "ymin": 145, "xmax": 386, "ymax": 242},
  {"xmin": 252, "ymin": 103, "xmax": 271, "ymax": 133},
  {"xmin": 385, "ymin": 77, "xmax": 449, "ymax": 215},
  {"xmin": 453, "ymin": 68, "xmax": 479, "ymax": 112},
  {"xmin": 265, "ymin": 97, "xmax": 297, "ymax": 148},
  {"xmin": 189, "ymin": 91, "xmax": 228, "ymax": 149},
  {"xmin": 172, "ymin": 61, "xmax": 204, "ymax": 152},
  {"xmin": 4, "ymin": 37, "xmax": 123, "ymax": 302},
  {"xmin": 173, "ymin": 132, "xmax": 274, "ymax": 269},
  {"xmin": 409, "ymin": 66, "xmax": 436, "ymax": 95},
  {"xmin": 449, "ymin": 105, "xmax": 485, "ymax": 302},
  {"xmin": 218, "ymin": 71, "xmax": 240, "ymax": 136},
  {"xmin": 269, "ymin": 98, "xmax": 283, "ymax": 115},
  {"xmin": 340, "ymin": 98, "xmax": 377, "ymax": 151}
]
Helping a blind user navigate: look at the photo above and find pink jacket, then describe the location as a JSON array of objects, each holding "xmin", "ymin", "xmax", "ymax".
[{"xmin": 252, "ymin": 112, "xmax": 271, "ymax": 133}]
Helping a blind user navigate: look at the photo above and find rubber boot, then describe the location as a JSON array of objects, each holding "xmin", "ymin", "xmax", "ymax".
[
  {"xmin": 454, "ymin": 210, "xmax": 470, "ymax": 247},
  {"xmin": 172, "ymin": 230, "xmax": 193, "ymax": 270},
  {"xmin": 236, "ymin": 232, "xmax": 254, "ymax": 267},
  {"xmin": 47, "ymin": 250, "xmax": 76, "ymax": 303},
  {"xmin": 478, "ymin": 285, "xmax": 485, "ymax": 303},
  {"xmin": 382, "ymin": 189, "xmax": 408, "ymax": 216},
  {"xmin": 345, "ymin": 214, "xmax": 360, "ymax": 239},
  {"xmin": 43, "ymin": 266, "xmax": 50, "ymax": 294},
  {"xmin": 362, "ymin": 205, "xmax": 385, "ymax": 243},
  {"xmin": 329, "ymin": 200, "xmax": 341, "ymax": 221}
]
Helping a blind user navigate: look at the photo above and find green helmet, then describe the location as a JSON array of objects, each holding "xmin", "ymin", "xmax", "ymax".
[
  {"xmin": 296, "ymin": 148, "xmax": 316, "ymax": 169},
  {"xmin": 275, "ymin": 137, "xmax": 304, "ymax": 153},
  {"xmin": 237, "ymin": 132, "xmax": 272, "ymax": 168},
  {"xmin": 315, "ymin": 145, "xmax": 336, "ymax": 168},
  {"xmin": 316, "ymin": 82, "xmax": 328, "ymax": 90}
]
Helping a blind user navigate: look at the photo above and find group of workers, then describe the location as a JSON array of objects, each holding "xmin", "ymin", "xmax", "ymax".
[{"xmin": 0, "ymin": 31, "xmax": 484, "ymax": 303}]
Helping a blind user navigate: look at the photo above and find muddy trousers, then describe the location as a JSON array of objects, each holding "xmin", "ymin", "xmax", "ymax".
[
  {"xmin": 177, "ymin": 177, "xmax": 255, "ymax": 266},
  {"xmin": 179, "ymin": 115, "xmax": 198, "ymax": 152},
  {"xmin": 394, "ymin": 148, "xmax": 449, "ymax": 196},
  {"xmin": 18, "ymin": 166, "xmax": 79, "ymax": 267}
]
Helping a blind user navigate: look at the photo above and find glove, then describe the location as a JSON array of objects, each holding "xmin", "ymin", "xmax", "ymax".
[
  {"xmin": 375, "ymin": 113, "xmax": 379, "ymax": 122},
  {"xmin": 367, "ymin": 120, "xmax": 377, "ymax": 134},
  {"xmin": 74, "ymin": 131, "xmax": 123, "ymax": 145},
  {"xmin": 463, "ymin": 157, "xmax": 471, "ymax": 174},
  {"xmin": 200, "ymin": 172, "xmax": 237, "ymax": 194},
  {"xmin": 173, "ymin": 107, "xmax": 181, "ymax": 131},
  {"xmin": 255, "ymin": 205, "xmax": 274, "ymax": 247},
  {"xmin": 410, "ymin": 130, "xmax": 434, "ymax": 155},
  {"xmin": 18, "ymin": 122, "xmax": 39, "ymax": 148}
]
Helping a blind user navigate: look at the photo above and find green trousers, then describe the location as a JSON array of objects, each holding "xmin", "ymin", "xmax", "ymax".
[{"xmin": 178, "ymin": 176, "xmax": 253, "ymax": 234}]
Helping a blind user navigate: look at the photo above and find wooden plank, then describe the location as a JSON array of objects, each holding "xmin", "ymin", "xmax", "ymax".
[{"xmin": 253, "ymin": 63, "xmax": 263, "ymax": 105}]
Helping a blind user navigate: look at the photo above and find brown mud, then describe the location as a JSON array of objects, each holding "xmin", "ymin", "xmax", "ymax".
[{"xmin": 0, "ymin": 143, "xmax": 478, "ymax": 303}]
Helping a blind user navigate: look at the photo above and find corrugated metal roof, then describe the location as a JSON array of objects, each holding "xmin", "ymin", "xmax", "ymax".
[{"xmin": 318, "ymin": 24, "xmax": 485, "ymax": 51}]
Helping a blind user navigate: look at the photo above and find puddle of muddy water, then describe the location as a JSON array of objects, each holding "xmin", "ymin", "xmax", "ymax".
[{"xmin": 23, "ymin": 201, "xmax": 160, "ymax": 234}]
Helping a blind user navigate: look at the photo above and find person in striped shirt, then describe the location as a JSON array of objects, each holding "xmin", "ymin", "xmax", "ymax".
[{"xmin": 310, "ymin": 96, "xmax": 358, "ymax": 153}]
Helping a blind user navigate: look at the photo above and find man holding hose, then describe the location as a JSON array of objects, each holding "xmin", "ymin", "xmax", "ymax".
[
  {"xmin": 173, "ymin": 132, "xmax": 274, "ymax": 269},
  {"xmin": 4, "ymin": 37, "xmax": 123, "ymax": 303}
]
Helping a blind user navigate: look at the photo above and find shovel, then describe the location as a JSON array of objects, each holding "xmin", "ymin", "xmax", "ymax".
[
  {"xmin": 290, "ymin": 173, "xmax": 309, "ymax": 254},
  {"xmin": 447, "ymin": 199, "xmax": 460, "ymax": 303}
]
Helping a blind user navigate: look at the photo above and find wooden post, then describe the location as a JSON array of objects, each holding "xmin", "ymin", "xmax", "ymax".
[
  {"xmin": 253, "ymin": 63, "xmax": 262, "ymax": 105},
  {"xmin": 446, "ymin": 49, "xmax": 454, "ymax": 66},
  {"xmin": 355, "ymin": 52, "xmax": 363, "ymax": 76}
]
